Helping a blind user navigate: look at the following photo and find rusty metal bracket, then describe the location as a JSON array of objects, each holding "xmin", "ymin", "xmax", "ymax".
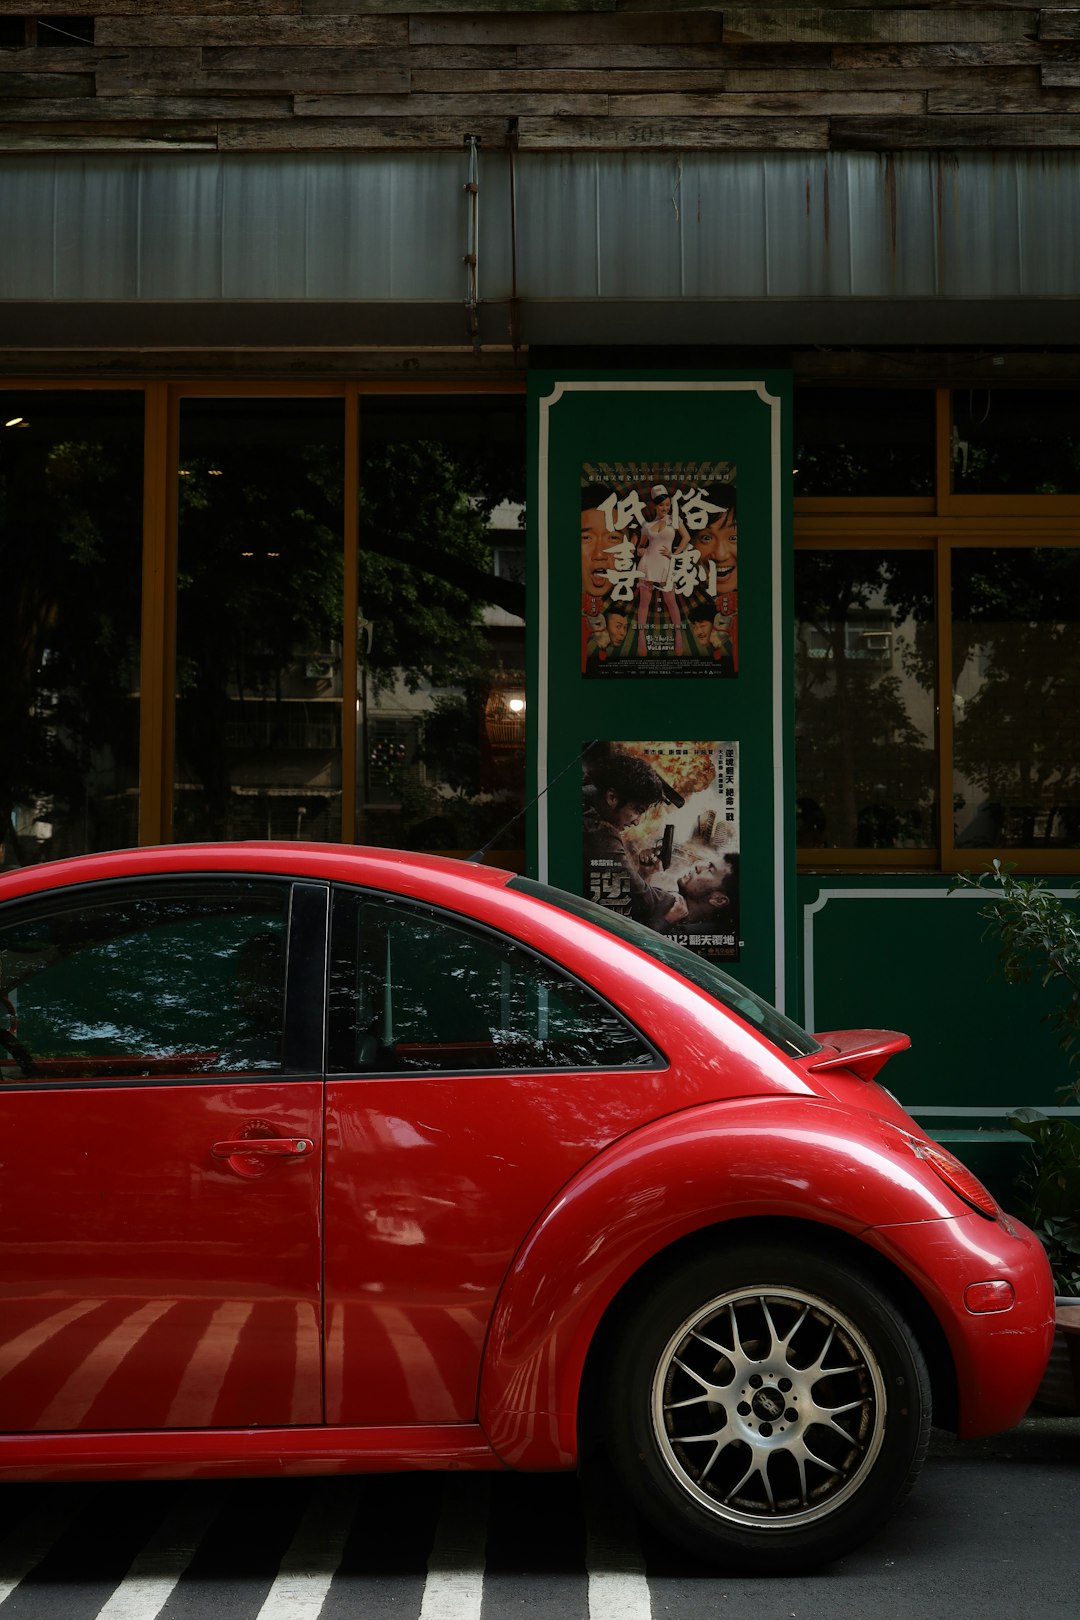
[{"xmin": 464, "ymin": 134, "xmax": 480, "ymax": 348}]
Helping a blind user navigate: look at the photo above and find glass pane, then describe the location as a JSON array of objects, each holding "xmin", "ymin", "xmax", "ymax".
[
  {"xmin": 953, "ymin": 548, "xmax": 1080, "ymax": 848},
  {"xmin": 0, "ymin": 391, "xmax": 143, "ymax": 869},
  {"xmin": 0, "ymin": 882, "xmax": 289, "ymax": 1081},
  {"xmin": 510, "ymin": 877, "xmax": 820, "ymax": 1060},
  {"xmin": 327, "ymin": 891, "xmax": 651, "ymax": 1073},
  {"xmin": 173, "ymin": 398, "xmax": 344, "ymax": 842},
  {"xmin": 793, "ymin": 389, "xmax": 935, "ymax": 497},
  {"xmin": 356, "ymin": 396, "xmax": 526, "ymax": 862},
  {"xmin": 795, "ymin": 550, "xmax": 937, "ymax": 850},
  {"xmin": 951, "ymin": 389, "xmax": 1080, "ymax": 495}
]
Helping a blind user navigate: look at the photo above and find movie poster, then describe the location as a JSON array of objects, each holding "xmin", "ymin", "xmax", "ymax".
[
  {"xmin": 581, "ymin": 462, "xmax": 738, "ymax": 677},
  {"xmin": 582, "ymin": 740, "xmax": 740, "ymax": 963}
]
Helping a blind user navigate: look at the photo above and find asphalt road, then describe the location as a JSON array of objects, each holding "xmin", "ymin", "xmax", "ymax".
[{"xmin": 0, "ymin": 1417, "xmax": 1076, "ymax": 1619}]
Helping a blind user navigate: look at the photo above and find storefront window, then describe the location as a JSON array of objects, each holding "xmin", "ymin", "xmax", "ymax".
[
  {"xmin": 951, "ymin": 389, "xmax": 1080, "ymax": 495},
  {"xmin": 795, "ymin": 549, "xmax": 937, "ymax": 851},
  {"xmin": 794, "ymin": 389, "xmax": 935, "ymax": 497},
  {"xmin": 952, "ymin": 547, "xmax": 1080, "ymax": 847},
  {"xmin": 355, "ymin": 396, "xmax": 526, "ymax": 862},
  {"xmin": 173, "ymin": 398, "xmax": 344, "ymax": 843},
  {"xmin": 0, "ymin": 390, "xmax": 143, "ymax": 868}
]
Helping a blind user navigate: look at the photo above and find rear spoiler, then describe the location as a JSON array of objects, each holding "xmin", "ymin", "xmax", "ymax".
[{"xmin": 806, "ymin": 1029, "xmax": 911, "ymax": 1083}]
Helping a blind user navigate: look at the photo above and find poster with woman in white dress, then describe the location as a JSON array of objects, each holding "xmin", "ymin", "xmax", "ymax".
[{"xmin": 580, "ymin": 461, "xmax": 738, "ymax": 678}]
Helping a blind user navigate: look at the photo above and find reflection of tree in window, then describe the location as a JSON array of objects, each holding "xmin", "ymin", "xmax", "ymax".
[
  {"xmin": 174, "ymin": 405, "xmax": 345, "ymax": 842},
  {"xmin": 952, "ymin": 549, "xmax": 1080, "ymax": 846},
  {"xmin": 793, "ymin": 390, "xmax": 935, "ymax": 498},
  {"xmin": 952, "ymin": 390, "xmax": 1080, "ymax": 495},
  {"xmin": 0, "ymin": 394, "xmax": 143, "ymax": 868},
  {"xmin": 1, "ymin": 891, "xmax": 286, "ymax": 1074},
  {"xmin": 795, "ymin": 551, "xmax": 936, "ymax": 849},
  {"xmin": 356, "ymin": 405, "xmax": 526, "ymax": 855},
  {"xmin": 328, "ymin": 894, "xmax": 649, "ymax": 1074}
]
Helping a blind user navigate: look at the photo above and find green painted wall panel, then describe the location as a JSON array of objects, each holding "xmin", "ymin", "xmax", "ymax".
[
  {"xmin": 798, "ymin": 874, "xmax": 1079, "ymax": 1126},
  {"xmin": 527, "ymin": 369, "xmax": 795, "ymax": 1009}
]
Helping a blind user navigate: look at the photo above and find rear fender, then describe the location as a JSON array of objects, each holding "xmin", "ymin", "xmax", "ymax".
[{"xmin": 478, "ymin": 1096, "xmax": 958, "ymax": 1469}]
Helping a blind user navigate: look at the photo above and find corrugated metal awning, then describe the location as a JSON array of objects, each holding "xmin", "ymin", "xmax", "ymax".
[{"xmin": 2, "ymin": 149, "xmax": 1079, "ymax": 349}]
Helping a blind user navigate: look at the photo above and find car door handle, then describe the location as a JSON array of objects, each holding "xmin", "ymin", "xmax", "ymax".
[{"xmin": 211, "ymin": 1137, "xmax": 313, "ymax": 1158}]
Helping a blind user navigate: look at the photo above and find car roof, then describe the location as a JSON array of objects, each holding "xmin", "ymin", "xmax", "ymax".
[{"xmin": 0, "ymin": 843, "xmax": 517, "ymax": 906}]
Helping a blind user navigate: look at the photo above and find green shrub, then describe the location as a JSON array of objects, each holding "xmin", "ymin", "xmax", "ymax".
[{"xmin": 955, "ymin": 860, "xmax": 1080, "ymax": 1294}]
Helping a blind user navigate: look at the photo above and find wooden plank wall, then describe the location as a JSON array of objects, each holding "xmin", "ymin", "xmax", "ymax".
[{"xmin": 3, "ymin": 4, "xmax": 1080, "ymax": 154}]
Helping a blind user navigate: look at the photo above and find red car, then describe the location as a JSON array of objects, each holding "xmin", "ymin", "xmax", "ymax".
[{"xmin": 0, "ymin": 844, "xmax": 1054, "ymax": 1571}]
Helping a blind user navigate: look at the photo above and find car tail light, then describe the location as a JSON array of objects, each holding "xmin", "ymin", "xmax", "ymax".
[{"xmin": 902, "ymin": 1133, "xmax": 1000, "ymax": 1220}]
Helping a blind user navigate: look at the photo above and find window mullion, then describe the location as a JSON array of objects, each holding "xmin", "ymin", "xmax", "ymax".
[
  {"xmin": 138, "ymin": 381, "xmax": 174, "ymax": 847},
  {"xmin": 935, "ymin": 387, "xmax": 952, "ymax": 508},
  {"xmin": 935, "ymin": 539, "xmax": 954, "ymax": 873},
  {"xmin": 342, "ymin": 387, "xmax": 359, "ymax": 842}
]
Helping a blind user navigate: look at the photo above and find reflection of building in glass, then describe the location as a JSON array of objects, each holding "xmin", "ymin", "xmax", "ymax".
[
  {"xmin": 1, "ymin": 392, "xmax": 144, "ymax": 868},
  {"xmin": 175, "ymin": 645, "xmax": 344, "ymax": 845},
  {"xmin": 795, "ymin": 559, "xmax": 936, "ymax": 851},
  {"xmin": 795, "ymin": 542, "xmax": 1080, "ymax": 853},
  {"xmin": 951, "ymin": 548, "xmax": 1080, "ymax": 849},
  {"xmin": 802, "ymin": 614, "xmax": 893, "ymax": 665},
  {"xmin": 356, "ymin": 495, "xmax": 527, "ymax": 857},
  {"xmin": 484, "ymin": 679, "xmax": 527, "ymax": 751}
]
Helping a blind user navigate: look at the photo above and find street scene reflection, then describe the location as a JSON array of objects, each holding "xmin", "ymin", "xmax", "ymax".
[
  {"xmin": 173, "ymin": 398, "xmax": 345, "ymax": 843},
  {"xmin": 795, "ymin": 549, "xmax": 936, "ymax": 849},
  {"xmin": 953, "ymin": 547, "xmax": 1080, "ymax": 846},
  {"xmin": 0, "ymin": 391, "xmax": 143, "ymax": 867}
]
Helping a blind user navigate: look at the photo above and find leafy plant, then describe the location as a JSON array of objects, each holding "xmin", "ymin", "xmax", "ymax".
[
  {"xmin": 954, "ymin": 859, "xmax": 1080, "ymax": 1072},
  {"xmin": 1007, "ymin": 1110, "xmax": 1080, "ymax": 1297},
  {"xmin": 954, "ymin": 860, "xmax": 1080, "ymax": 1293}
]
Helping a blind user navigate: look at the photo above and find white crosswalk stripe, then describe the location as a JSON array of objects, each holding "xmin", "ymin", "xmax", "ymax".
[
  {"xmin": 418, "ymin": 1475, "xmax": 489, "ymax": 1620},
  {"xmin": 0, "ymin": 1469, "xmax": 660, "ymax": 1618},
  {"xmin": 583, "ymin": 1463, "xmax": 653, "ymax": 1620},
  {"xmin": 0, "ymin": 1496, "xmax": 79, "ymax": 1605},
  {"xmin": 95, "ymin": 1495, "xmax": 219, "ymax": 1620},
  {"xmin": 255, "ymin": 1479, "xmax": 360, "ymax": 1619}
]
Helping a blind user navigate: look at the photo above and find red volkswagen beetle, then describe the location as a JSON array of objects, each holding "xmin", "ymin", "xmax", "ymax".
[{"xmin": 0, "ymin": 844, "xmax": 1054, "ymax": 1571}]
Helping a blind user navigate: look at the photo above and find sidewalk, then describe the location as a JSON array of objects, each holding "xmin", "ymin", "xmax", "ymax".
[{"xmin": 931, "ymin": 1409, "xmax": 1080, "ymax": 1462}]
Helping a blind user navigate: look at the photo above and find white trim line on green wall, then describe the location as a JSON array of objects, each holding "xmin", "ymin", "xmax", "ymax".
[
  {"xmin": 802, "ymin": 886, "xmax": 1079, "ymax": 1117},
  {"xmin": 537, "ymin": 379, "xmax": 787, "ymax": 1006},
  {"xmin": 801, "ymin": 885, "xmax": 1078, "ymax": 1030},
  {"xmin": 909, "ymin": 1105, "xmax": 1080, "ymax": 1117}
]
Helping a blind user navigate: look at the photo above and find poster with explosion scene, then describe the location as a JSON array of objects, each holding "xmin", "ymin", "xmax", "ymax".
[
  {"xmin": 581, "ymin": 461, "xmax": 738, "ymax": 678},
  {"xmin": 582, "ymin": 740, "xmax": 740, "ymax": 963}
]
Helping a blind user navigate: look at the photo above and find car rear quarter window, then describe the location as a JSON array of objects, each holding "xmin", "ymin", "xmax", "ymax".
[
  {"xmin": 509, "ymin": 877, "xmax": 821, "ymax": 1061},
  {"xmin": 327, "ymin": 888, "xmax": 656, "ymax": 1074},
  {"xmin": 0, "ymin": 881, "xmax": 293, "ymax": 1083}
]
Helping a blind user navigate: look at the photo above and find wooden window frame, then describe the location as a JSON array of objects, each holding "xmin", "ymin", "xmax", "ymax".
[
  {"xmin": 2, "ymin": 377, "xmax": 526, "ymax": 852},
  {"xmin": 795, "ymin": 388, "xmax": 1080, "ymax": 874},
  {"xmin": 10, "ymin": 374, "xmax": 1072, "ymax": 873},
  {"xmin": 939, "ymin": 385, "xmax": 1080, "ymax": 518}
]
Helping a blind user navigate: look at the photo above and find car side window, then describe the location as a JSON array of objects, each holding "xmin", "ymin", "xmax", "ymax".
[
  {"xmin": 0, "ymin": 882, "xmax": 291, "ymax": 1083},
  {"xmin": 327, "ymin": 889, "xmax": 655, "ymax": 1074}
]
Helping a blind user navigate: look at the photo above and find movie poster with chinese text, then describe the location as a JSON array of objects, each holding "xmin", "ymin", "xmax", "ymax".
[
  {"xmin": 582, "ymin": 740, "xmax": 740, "ymax": 963},
  {"xmin": 581, "ymin": 462, "xmax": 738, "ymax": 677}
]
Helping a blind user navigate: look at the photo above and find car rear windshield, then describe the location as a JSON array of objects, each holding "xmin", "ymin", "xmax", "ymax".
[{"xmin": 508, "ymin": 877, "xmax": 821, "ymax": 1061}]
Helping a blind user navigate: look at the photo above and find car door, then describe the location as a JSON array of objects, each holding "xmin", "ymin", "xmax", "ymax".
[
  {"xmin": 322, "ymin": 886, "xmax": 664, "ymax": 1426},
  {"xmin": 0, "ymin": 876, "xmax": 327, "ymax": 1433}
]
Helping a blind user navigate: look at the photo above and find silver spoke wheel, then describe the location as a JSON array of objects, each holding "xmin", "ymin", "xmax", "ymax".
[{"xmin": 651, "ymin": 1286, "xmax": 887, "ymax": 1529}]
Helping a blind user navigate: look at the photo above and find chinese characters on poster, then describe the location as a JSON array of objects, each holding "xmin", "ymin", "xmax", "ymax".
[
  {"xmin": 582, "ymin": 740, "xmax": 740, "ymax": 963},
  {"xmin": 581, "ymin": 462, "xmax": 738, "ymax": 678}
]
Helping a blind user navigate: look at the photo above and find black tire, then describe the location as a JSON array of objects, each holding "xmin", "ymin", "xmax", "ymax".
[{"xmin": 606, "ymin": 1241, "xmax": 931, "ymax": 1572}]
